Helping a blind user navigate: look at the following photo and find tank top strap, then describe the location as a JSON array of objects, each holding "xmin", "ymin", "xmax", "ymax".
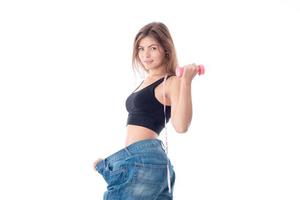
[{"xmin": 150, "ymin": 74, "xmax": 175, "ymax": 88}]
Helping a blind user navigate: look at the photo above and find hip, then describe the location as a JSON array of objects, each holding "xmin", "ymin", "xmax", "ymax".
[{"xmin": 95, "ymin": 139, "xmax": 176, "ymax": 198}]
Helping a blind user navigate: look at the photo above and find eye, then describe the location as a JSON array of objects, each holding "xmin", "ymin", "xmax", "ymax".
[
  {"xmin": 151, "ymin": 47, "xmax": 157, "ymax": 50},
  {"xmin": 138, "ymin": 47, "xmax": 144, "ymax": 51}
]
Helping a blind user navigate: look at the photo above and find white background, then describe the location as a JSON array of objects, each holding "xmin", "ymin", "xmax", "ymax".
[{"xmin": 1, "ymin": 0, "xmax": 300, "ymax": 199}]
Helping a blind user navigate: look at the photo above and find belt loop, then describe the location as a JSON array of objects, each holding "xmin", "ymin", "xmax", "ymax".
[
  {"xmin": 125, "ymin": 147, "xmax": 132, "ymax": 156},
  {"xmin": 161, "ymin": 140, "xmax": 166, "ymax": 151},
  {"xmin": 103, "ymin": 158, "xmax": 108, "ymax": 170}
]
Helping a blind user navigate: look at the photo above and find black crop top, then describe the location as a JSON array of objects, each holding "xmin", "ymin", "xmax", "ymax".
[{"xmin": 125, "ymin": 75, "xmax": 173, "ymax": 135}]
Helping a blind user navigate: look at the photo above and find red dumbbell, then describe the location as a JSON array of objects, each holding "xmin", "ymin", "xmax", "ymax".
[{"xmin": 176, "ymin": 64, "xmax": 205, "ymax": 77}]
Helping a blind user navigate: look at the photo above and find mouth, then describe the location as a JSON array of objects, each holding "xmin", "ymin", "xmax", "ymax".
[{"xmin": 144, "ymin": 60, "xmax": 153, "ymax": 64}]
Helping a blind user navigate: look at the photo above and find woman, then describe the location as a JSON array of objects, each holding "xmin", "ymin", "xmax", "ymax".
[{"xmin": 94, "ymin": 22, "xmax": 200, "ymax": 199}]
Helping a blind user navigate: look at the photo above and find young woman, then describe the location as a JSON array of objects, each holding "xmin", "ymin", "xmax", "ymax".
[{"xmin": 94, "ymin": 22, "xmax": 200, "ymax": 200}]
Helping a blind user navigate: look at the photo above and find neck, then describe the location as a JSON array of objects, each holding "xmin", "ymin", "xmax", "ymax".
[{"xmin": 148, "ymin": 68, "xmax": 167, "ymax": 79}]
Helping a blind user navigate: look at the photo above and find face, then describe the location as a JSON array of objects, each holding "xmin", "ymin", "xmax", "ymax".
[{"xmin": 138, "ymin": 36, "xmax": 165, "ymax": 71}]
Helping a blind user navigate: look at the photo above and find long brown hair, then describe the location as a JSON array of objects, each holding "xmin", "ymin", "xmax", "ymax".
[{"xmin": 132, "ymin": 22, "xmax": 179, "ymax": 76}]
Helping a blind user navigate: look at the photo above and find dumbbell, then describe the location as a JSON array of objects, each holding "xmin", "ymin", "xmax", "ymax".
[{"xmin": 176, "ymin": 64, "xmax": 205, "ymax": 77}]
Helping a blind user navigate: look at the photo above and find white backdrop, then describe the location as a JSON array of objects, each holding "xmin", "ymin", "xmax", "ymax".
[{"xmin": 1, "ymin": 0, "xmax": 299, "ymax": 199}]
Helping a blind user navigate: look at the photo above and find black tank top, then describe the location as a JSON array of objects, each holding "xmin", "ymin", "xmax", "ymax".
[{"xmin": 125, "ymin": 75, "xmax": 173, "ymax": 135}]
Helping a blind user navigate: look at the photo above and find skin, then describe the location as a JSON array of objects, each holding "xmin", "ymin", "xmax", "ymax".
[{"xmin": 93, "ymin": 36, "xmax": 199, "ymax": 169}]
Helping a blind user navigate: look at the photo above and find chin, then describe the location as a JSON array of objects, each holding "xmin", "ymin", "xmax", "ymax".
[{"xmin": 145, "ymin": 64, "xmax": 159, "ymax": 71}]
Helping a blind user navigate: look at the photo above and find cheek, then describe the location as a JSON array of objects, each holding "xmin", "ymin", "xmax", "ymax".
[
  {"xmin": 138, "ymin": 52, "xmax": 143, "ymax": 61},
  {"xmin": 154, "ymin": 52, "xmax": 164, "ymax": 62}
]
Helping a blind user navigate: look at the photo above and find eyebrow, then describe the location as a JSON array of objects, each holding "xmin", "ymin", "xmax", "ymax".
[{"xmin": 138, "ymin": 44, "xmax": 159, "ymax": 48}]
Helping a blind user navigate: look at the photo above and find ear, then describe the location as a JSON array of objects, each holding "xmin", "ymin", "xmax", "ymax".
[{"xmin": 165, "ymin": 50, "xmax": 169, "ymax": 56}]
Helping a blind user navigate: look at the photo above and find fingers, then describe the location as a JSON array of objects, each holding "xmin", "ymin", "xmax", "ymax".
[
  {"xmin": 93, "ymin": 158, "xmax": 103, "ymax": 170},
  {"xmin": 176, "ymin": 63, "xmax": 205, "ymax": 78},
  {"xmin": 191, "ymin": 63, "xmax": 199, "ymax": 74},
  {"xmin": 182, "ymin": 63, "xmax": 199, "ymax": 77},
  {"xmin": 185, "ymin": 63, "xmax": 199, "ymax": 71}
]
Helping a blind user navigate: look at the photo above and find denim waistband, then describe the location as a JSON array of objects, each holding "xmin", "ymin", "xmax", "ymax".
[{"xmin": 97, "ymin": 139, "xmax": 166, "ymax": 170}]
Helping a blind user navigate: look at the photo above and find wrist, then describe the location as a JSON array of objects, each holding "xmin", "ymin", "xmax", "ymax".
[
  {"xmin": 180, "ymin": 79, "xmax": 192, "ymax": 89},
  {"xmin": 181, "ymin": 78, "xmax": 192, "ymax": 85}
]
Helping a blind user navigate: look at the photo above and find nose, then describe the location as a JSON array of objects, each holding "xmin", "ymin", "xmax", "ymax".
[{"xmin": 144, "ymin": 49, "xmax": 151, "ymax": 58}]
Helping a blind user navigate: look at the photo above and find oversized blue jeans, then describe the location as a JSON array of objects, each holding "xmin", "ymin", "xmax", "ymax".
[{"xmin": 95, "ymin": 139, "xmax": 176, "ymax": 200}]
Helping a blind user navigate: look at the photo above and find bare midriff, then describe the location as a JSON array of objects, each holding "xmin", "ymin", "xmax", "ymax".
[{"xmin": 125, "ymin": 125, "xmax": 158, "ymax": 147}]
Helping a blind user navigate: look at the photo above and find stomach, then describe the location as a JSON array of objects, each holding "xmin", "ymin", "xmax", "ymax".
[{"xmin": 125, "ymin": 125, "xmax": 158, "ymax": 147}]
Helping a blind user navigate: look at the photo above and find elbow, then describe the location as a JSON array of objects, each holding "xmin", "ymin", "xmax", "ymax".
[
  {"xmin": 172, "ymin": 119, "xmax": 191, "ymax": 133},
  {"xmin": 174, "ymin": 126, "xmax": 189, "ymax": 133}
]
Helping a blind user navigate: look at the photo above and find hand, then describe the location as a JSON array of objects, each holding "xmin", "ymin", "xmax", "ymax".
[
  {"xmin": 93, "ymin": 158, "xmax": 103, "ymax": 171},
  {"xmin": 179, "ymin": 63, "xmax": 200, "ymax": 82}
]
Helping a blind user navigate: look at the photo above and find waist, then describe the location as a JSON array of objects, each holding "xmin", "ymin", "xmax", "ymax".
[
  {"xmin": 97, "ymin": 139, "xmax": 167, "ymax": 171},
  {"xmin": 126, "ymin": 125, "xmax": 158, "ymax": 146}
]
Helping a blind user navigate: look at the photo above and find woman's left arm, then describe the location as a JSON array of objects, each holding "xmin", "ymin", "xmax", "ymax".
[{"xmin": 168, "ymin": 64, "xmax": 199, "ymax": 133}]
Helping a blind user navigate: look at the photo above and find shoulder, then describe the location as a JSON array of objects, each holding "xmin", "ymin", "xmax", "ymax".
[
  {"xmin": 165, "ymin": 75, "xmax": 181, "ymax": 98},
  {"xmin": 166, "ymin": 75, "xmax": 179, "ymax": 87}
]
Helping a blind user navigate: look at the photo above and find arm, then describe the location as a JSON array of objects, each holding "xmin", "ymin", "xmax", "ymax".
[{"xmin": 168, "ymin": 64, "xmax": 199, "ymax": 133}]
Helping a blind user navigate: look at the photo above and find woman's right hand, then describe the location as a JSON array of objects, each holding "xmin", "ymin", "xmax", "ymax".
[{"xmin": 93, "ymin": 158, "xmax": 103, "ymax": 171}]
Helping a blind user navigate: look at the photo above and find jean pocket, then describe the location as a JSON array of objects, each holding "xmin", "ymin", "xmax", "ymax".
[
  {"xmin": 102, "ymin": 162, "xmax": 129, "ymax": 190},
  {"xmin": 132, "ymin": 163, "xmax": 167, "ymax": 185}
]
